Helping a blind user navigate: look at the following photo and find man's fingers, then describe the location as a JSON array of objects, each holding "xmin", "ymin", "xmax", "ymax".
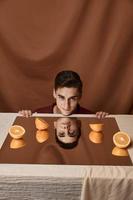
[
  {"xmin": 19, "ymin": 110, "xmax": 32, "ymax": 117},
  {"xmin": 96, "ymin": 111, "xmax": 102, "ymax": 119},
  {"xmin": 96, "ymin": 112, "xmax": 109, "ymax": 119},
  {"xmin": 27, "ymin": 110, "xmax": 32, "ymax": 117}
]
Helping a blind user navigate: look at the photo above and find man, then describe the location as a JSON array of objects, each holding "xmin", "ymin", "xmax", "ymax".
[{"xmin": 19, "ymin": 70, "xmax": 108, "ymax": 118}]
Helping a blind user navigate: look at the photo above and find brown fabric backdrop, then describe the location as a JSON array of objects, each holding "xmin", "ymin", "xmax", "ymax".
[{"xmin": 0, "ymin": 0, "xmax": 133, "ymax": 114}]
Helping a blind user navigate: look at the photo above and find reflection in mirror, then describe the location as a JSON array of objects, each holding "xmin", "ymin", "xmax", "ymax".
[
  {"xmin": 89, "ymin": 123, "xmax": 104, "ymax": 132},
  {"xmin": 54, "ymin": 117, "xmax": 81, "ymax": 149},
  {"xmin": 10, "ymin": 138, "xmax": 26, "ymax": 149},
  {"xmin": 88, "ymin": 131, "xmax": 104, "ymax": 143},
  {"xmin": 35, "ymin": 130, "xmax": 49, "ymax": 143}
]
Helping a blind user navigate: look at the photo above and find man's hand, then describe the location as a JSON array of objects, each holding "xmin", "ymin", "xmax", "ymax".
[
  {"xmin": 96, "ymin": 111, "xmax": 109, "ymax": 119},
  {"xmin": 19, "ymin": 110, "xmax": 32, "ymax": 118}
]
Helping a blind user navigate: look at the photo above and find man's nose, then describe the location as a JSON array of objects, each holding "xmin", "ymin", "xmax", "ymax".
[
  {"xmin": 63, "ymin": 124, "xmax": 69, "ymax": 129},
  {"xmin": 64, "ymin": 100, "xmax": 70, "ymax": 109},
  {"xmin": 63, "ymin": 128, "xmax": 69, "ymax": 134},
  {"xmin": 62, "ymin": 122, "xmax": 71, "ymax": 130}
]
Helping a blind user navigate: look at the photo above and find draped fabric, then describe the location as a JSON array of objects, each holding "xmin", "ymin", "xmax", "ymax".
[{"xmin": 0, "ymin": 0, "xmax": 133, "ymax": 113}]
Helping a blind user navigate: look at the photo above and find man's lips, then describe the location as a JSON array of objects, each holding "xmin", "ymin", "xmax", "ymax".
[{"xmin": 61, "ymin": 108, "xmax": 70, "ymax": 112}]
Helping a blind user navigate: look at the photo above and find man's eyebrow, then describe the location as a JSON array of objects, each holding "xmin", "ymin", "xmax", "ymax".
[
  {"xmin": 58, "ymin": 132, "xmax": 65, "ymax": 136},
  {"xmin": 58, "ymin": 94, "xmax": 79, "ymax": 99},
  {"xmin": 68, "ymin": 95, "xmax": 79, "ymax": 99},
  {"xmin": 58, "ymin": 94, "xmax": 64, "ymax": 97},
  {"xmin": 68, "ymin": 130, "xmax": 77, "ymax": 136}
]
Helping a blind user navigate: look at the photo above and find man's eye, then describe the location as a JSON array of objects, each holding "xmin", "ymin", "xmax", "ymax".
[
  {"xmin": 69, "ymin": 131, "xmax": 77, "ymax": 137},
  {"xmin": 58, "ymin": 95, "xmax": 64, "ymax": 100},
  {"xmin": 58, "ymin": 132, "xmax": 65, "ymax": 137},
  {"xmin": 70, "ymin": 97, "xmax": 78, "ymax": 101}
]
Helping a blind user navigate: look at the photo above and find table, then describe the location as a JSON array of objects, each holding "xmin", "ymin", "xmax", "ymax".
[{"xmin": 0, "ymin": 113, "xmax": 133, "ymax": 200}]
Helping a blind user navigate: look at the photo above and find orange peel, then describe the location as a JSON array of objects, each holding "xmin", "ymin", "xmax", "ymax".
[
  {"xmin": 89, "ymin": 131, "xmax": 103, "ymax": 143},
  {"xmin": 112, "ymin": 146, "xmax": 128, "ymax": 156},
  {"xmin": 35, "ymin": 118, "xmax": 49, "ymax": 130},
  {"xmin": 36, "ymin": 130, "xmax": 49, "ymax": 143},
  {"xmin": 10, "ymin": 138, "xmax": 26, "ymax": 149},
  {"xmin": 89, "ymin": 123, "xmax": 104, "ymax": 132}
]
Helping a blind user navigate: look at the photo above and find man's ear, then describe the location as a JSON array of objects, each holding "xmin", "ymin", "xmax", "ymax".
[{"xmin": 53, "ymin": 89, "xmax": 56, "ymax": 98}]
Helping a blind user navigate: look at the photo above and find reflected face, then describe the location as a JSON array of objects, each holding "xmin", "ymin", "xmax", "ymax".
[
  {"xmin": 54, "ymin": 117, "xmax": 80, "ymax": 144},
  {"xmin": 53, "ymin": 87, "xmax": 81, "ymax": 116}
]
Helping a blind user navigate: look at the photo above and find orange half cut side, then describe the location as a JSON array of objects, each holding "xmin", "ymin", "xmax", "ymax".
[
  {"xmin": 9, "ymin": 125, "xmax": 25, "ymax": 139},
  {"xmin": 113, "ymin": 131, "xmax": 131, "ymax": 148}
]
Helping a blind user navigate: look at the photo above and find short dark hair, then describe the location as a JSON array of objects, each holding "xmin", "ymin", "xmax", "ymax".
[{"xmin": 54, "ymin": 70, "xmax": 83, "ymax": 95}]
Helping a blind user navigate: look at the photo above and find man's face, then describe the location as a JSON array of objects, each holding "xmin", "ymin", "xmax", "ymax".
[
  {"xmin": 54, "ymin": 117, "xmax": 80, "ymax": 144},
  {"xmin": 53, "ymin": 87, "xmax": 81, "ymax": 115}
]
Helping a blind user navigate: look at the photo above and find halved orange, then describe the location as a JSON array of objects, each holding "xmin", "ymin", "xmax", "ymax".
[
  {"xmin": 10, "ymin": 138, "xmax": 26, "ymax": 149},
  {"xmin": 9, "ymin": 125, "xmax": 25, "ymax": 139},
  {"xmin": 89, "ymin": 131, "xmax": 103, "ymax": 143},
  {"xmin": 113, "ymin": 131, "xmax": 131, "ymax": 148},
  {"xmin": 36, "ymin": 130, "xmax": 49, "ymax": 143},
  {"xmin": 89, "ymin": 123, "xmax": 104, "ymax": 132},
  {"xmin": 112, "ymin": 146, "xmax": 128, "ymax": 156},
  {"xmin": 35, "ymin": 118, "xmax": 49, "ymax": 130}
]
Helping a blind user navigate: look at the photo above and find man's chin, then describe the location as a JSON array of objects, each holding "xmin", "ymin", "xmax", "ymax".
[{"xmin": 61, "ymin": 111, "xmax": 72, "ymax": 116}]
